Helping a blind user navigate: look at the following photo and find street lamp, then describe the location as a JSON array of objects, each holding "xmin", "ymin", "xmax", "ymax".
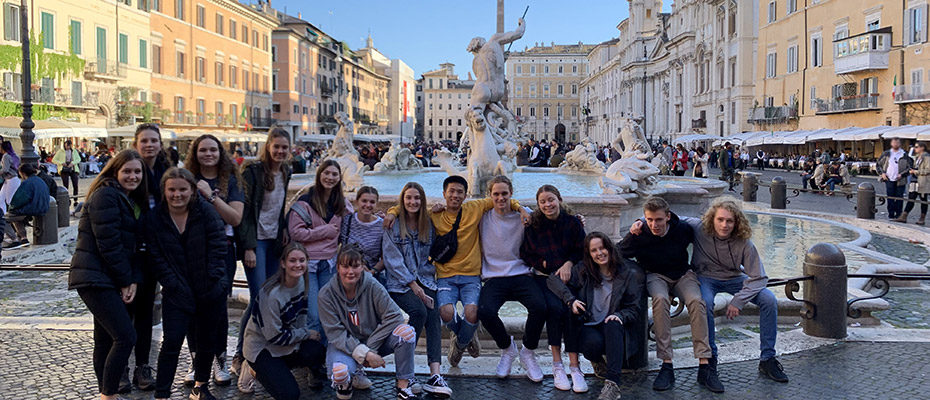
[{"xmin": 19, "ymin": 0, "xmax": 37, "ymax": 167}]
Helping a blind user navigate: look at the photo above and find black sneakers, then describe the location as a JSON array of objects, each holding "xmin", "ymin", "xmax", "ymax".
[
  {"xmin": 759, "ymin": 357, "xmax": 789, "ymax": 383},
  {"xmin": 133, "ymin": 364, "xmax": 156, "ymax": 391},
  {"xmin": 118, "ymin": 367, "xmax": 132, "ymax": 393},
  {"xmin": 190, "ymin": 383, "xmax": 218, "ymax": 400},
  {"xmin": 397, "ymin": 385, "xmax": 420, "ymax": 400},
  {"xmin": 423, "ymin": 374, "xmax": 453, "ymax": 398},
  {"xmin": 697, "ymin": 364, "xmax": 725, "ymax": 393},
  {"xmin": 652, "ymin": 363, "xmax": 675, "ymax": 391}
]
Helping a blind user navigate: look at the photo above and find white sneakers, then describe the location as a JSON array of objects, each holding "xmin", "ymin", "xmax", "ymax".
[
  {"xmin": 552, "ymin": 364, "xmax": 571, "ymax": 391},
  {"xmin": 237, "ymin": 359, "xmax": 255, "ymax": 393},
  {"xmin": 518, "ymin": 345, "xmax": 543, "ymax": 382},
  {"xmin": 497, "ymin": 339, "xmax": 518, "ymax": 378},
  {"xmin": 570, "ymin": 365, "xmax": 588, "ymax": 393},
  {"xmin": 213, "ymin": 354, "xmax": 233, "ymax": 386}
]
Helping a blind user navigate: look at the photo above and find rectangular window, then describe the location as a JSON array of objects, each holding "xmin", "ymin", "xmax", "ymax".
[
  {"xmin": 216, "ymin": 101, "xmax": 223, "ymax": 123},
  {"xmin": 139, "ymin": 39, "xmax": 147, "ymax": 68},
  {"xmin": 197, "ymin": 99, "xmax": 205, "ymax": 123},
  {"xmin": 557, "ymin": 84, "xmax": 564, "ymax": 95},
  {"xmin": 572, "ymin": 84, "xmax": 578, "ymax": 95},
  {"xmin": 41, "ymin": 12, "xmax": 54, "ymax": 49},
  {"xmin": 272, "ymin": 71, "xmax": 277, "ymax": 90},
  {"xmin": 263, "ymin": 34, "xmax": 268, "ymax": 51},
  {"xmin": 216, "ymin": 14, "xmax": 223, "ymax": 35},
  {"xmin": 152, "ymin": 44, "xmax": 161, "ymax": 73},
  {"xmin": 241, "ymin": 26, "xmax": 248, "ymax": 43},
  {"xmin": 118, "ymin": 33, "xmax": 128, "ymax": 64},
  {"xmin": 558, "ymin": 65, "xmax": 563, "ymax": 74},
  {"xmin": 787, "ymin": 0, "xmax": 796, "ymax": 14},
  {"xmin": 271, "ymin": 45, "xmax": 276, "ymax": 62},
  {"xmin": 243, "ymin": 70, "xmax": 249, "ymax": 90},
  {"xmin": 196, "ymin": 5, "xmax": 205, "ymax": 28},
  {"xmin": 572, "ymin": 65, "xmax": 578, "ymax": 74},
  {"xmin": 96, "ymin": 27, "xmax": 107, "ymax": 62},
  {"xmin": 766, "ymin": 52, "xmax": 777, "ymax": 78},
  {"xmin": 175, "ymin": 0, "xmax": 185, "ymax": 21},
  {"xmin": 516, "ymin": 65, "xmax": 522, "ymax": 74},
  {"xmin": 907, "ymin": 5, "xmax": 928, "ymax": 45},
  {"xmin": 3, "ymin": 4, "xmax": 22, "ymax": 42},
  {"xmin": 530, "ymin": 107, "xmax": 536, "ymax": 117},
  {"xmin": 230, "ymin": 104, "xmax": 238, "ymax": 125},
  {"xmin": 767, "ymin": 1, "xmax": 776, "ymax": 23},
  {"xmin": 252, "ymin": 30, "xmax": 258, "ymax": 47},
  {"xmin": 215, "ymin": 62, "xmax": 224, "ymax": 85},
  {"xmin": 543, "ymin": 107, "xmax": 549, "ymax": 117},
  {"xmin": 229, "ymin": 20, "xmax": 237, "ymax": 39},
  {"xmin": 176, "ymin": 51, "xmax": 185, "ymax": 78},
  {"xmin": 787, "ymin": 45, "xmax": 798, "ymax": 73},
  {"xmin": 230, "ymin": 65, "xmax": 237, "ymax": 88},
  {"xmin": 516, "ymin": 107, "xmax": 522, "ymax": 116},
  {"xmin": 811, "ymin": 36, "xmax": 822, "ymax": 67},
  {"xmin": 70, "ymin": 20, "xmax": 82, "ymax": 55},
  {"xmin": 530, "ymin": 65, "xmax": 536, "ymax": 74},
  {"xmin": 544, "ymin": 65, "xmax": 549, "ymax": 74}
]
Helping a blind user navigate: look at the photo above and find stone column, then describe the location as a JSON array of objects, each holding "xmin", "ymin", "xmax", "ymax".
[{"xmin": 802, "ymin": 243, "xmax": 848, "ymax": 339}]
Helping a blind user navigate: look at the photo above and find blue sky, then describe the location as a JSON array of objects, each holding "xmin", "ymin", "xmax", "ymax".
[{"xmin": 269, "ymin": 0, "xmax": 663, "ymax": 79}]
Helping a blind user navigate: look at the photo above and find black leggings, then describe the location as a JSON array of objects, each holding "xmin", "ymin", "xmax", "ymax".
[
  {"xmin": 127, "ymin": 267, "xmax": 157, "ymax": 366},
  {"xmin": 78, "ymin": 288, "xmax": 137, "ymax": 396},
  {"xmin": 252, "ymin": 340, "xmax": 326, "ymax": 400},
  {"xmin": 904, "ymin": 192, "xmax": 929, "ymax": 214},
  {"xmin": 535, "ymin": 275, "xmax": 568, "ymax": 347},
  {"xmin": 187, "ymin": 240, "xmax": 236, "ymax": 356},
  {"xmin": 155, "ymin": 296, "xmax": 226, "ymax": 398},
  {"xmin": 576, "ymin": 320, "xmax": 627, "ymax": 385}
]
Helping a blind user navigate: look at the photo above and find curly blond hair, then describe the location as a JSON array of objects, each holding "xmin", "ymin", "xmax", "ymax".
[{"xmin": 701, "ymin": 198, "xmax": 752, "ymax": 240}]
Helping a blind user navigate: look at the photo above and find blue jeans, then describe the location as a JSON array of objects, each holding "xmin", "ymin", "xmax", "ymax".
[
  {"xmin": 307, "ymin": 259, "xmax": 335, "ymax": 345},
  {"xmin": 698, "ymin": 275, "xmax": 778, "ymax": 361},
  {"xmin": 437, "ymin": 275, "xmax": 482, "ymax": 348},
  {"xmin": 885, "ymin": 181, "xmax": 906, "ymax": 218},
  {"xmin": 825, "ymin": 177, "xmax": 843, "ymax": 191},
  {"xmin": 326, "ymin": 324, "xmax": 416, "ymax": 382},
  {"xmin": 236, "ymin": 239, "xmax": 278, "ymax": 355}
]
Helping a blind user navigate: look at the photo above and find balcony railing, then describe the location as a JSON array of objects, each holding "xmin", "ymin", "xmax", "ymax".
[
  {"xmin": 318, "ymin": 115, "xmax": 337, "ymax": 124},
  {"xmin": 833, "ymin": 27, "xmax": 891, "ymax": 74},
  {"xmin": 0, "ymin": 87, "xmax": 99, "ymax": 108},
  {"xmin": 813, "ymin": 94, "xmax": 881, "ymax": 114},
  {"xmin": 748, "ymin": 105, "xmax": 798, "ymax": 125},
  {"xmin": 894, "ymin": 84, "xmax": 930, "ymax": 104},
  {"xmin": 84, "ymin": 58, "xmax": 128, "ymax": 79},
  {"xmin": 250, "ymin": 117, "xmax": 276, "ymax": 128},
  {"xmin": 692, "ymin": 118, "xmax": 707, "ymax": 129},
  {"xmin": 321, "ymin": 86, "xmax": 333, "ymax": 98}
]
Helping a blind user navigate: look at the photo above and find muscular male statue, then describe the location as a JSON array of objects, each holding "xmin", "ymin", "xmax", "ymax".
[{"xmin": 468, "ymin": 18, "xmax": 525, "ymax": 105}]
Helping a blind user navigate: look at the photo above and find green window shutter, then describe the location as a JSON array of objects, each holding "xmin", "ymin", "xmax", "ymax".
[
  {"xmin": 70, "ymin": 21, "xmax": 81, "ymax": 55},
  {"xmin": 118, "ymin": 33, "xmax": 128, "ymax": 64},
  {"xmin": 139, "ymin": 39, "xmax": 147, "ymax": 68},
  {"xmin": 96, "ymin": 27, "xmax": 106, "ymax": 62},
  {"xmin": 41, "ymin": 12, "xmax": 54, "ymax": 49}
]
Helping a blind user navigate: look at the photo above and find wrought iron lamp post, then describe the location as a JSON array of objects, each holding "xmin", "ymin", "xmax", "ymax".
[{"xmin": 19, "ymin": 0, "xmax": 38, "ymax": 166}]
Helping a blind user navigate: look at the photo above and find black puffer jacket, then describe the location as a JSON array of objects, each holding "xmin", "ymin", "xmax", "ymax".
[
  {"xmin": 69, "ymin": 181, "xmax": 143, "ymax": 290},
  {"xmin": 143, "ymin": 198, "xmax": 227, "ymax": 313}
]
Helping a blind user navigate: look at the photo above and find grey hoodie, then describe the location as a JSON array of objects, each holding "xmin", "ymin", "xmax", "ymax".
[
  {"xmin": 681, "ymin": 217, "xmax": 768, "ymax": 309},
  {"xmin": 318, "ymin": 270, "xmax": 405, "ymax": 364}
]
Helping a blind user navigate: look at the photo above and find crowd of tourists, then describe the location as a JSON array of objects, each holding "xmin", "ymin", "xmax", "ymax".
[{"xmin": 69, "ymin": 124, "xmax": 790, "ymax": 400}]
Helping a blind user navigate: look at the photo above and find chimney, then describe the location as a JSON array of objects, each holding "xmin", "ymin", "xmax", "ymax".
[
  {"xmin": 467, "ymin": 72, "xmax": 473, "ymax": 80},
  {"xmin": 298, "ymin": 12, "xmax": 302, "ymax": 19}
]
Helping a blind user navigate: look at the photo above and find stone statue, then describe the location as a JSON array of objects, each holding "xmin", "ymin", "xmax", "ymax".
[
  {"xmin": 374, "ymin": 140, "xmax": 423, "ymax": 172},
  {"xmin": 601, "ymin": 116, "xmax": 660, "ymax": 194},
  {"xmin": 325, "ymin": 111, "xmax": 367, "ymax": 191},
  {"xmin": 558, "ymin": 137, "xmax": 605, "ymax": 173},
  {"xmin": 468, "ymin": 18, "xmax": 525, "ymax": 105}
]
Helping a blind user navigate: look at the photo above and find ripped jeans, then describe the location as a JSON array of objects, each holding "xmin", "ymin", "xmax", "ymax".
[{"xmin": 327, "ymin": 324, "xmax": 416, "ymax": 383}]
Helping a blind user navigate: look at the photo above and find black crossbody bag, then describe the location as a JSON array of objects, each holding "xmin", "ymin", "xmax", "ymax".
[{"xmin": 429, "ymin": 209, "xmax": 462, "ymax": 264}]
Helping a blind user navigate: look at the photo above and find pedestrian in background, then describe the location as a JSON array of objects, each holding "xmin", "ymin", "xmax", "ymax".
[{"xmin": 898, "ymin": 142, "xmax": 930, "ymax": 225}]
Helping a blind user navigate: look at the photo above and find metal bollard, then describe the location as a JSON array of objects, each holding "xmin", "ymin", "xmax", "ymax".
[
  {"xmin": 56, "ymin": 187, "xmax": 70, "ymax": 228},
  {"xmin": 33, "ymin": 196, "xmax": 58, "ymax": 245},
  {"xmin": 771, "ymin": 176, "xmax": 787, "ymax": 209},
  {"xmin": 802, "ymin": 243, "xmax": 847, "ymax": 339},
  {"xmin": 742, "ymin": 173, "xmax": 759, "ymax": 202},
  {"xmin": 856, "ymin": 182, "xmax": 876, "ymax": 219}
]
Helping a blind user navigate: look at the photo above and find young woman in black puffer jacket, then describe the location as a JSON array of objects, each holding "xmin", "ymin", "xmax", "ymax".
[
  {"xmin": 69, "ymin": 150, "xmax": 150, "ymax": 400},
  {"xmin": 143, "ymin": 167, "xmax": 228, "ymax": 400}
]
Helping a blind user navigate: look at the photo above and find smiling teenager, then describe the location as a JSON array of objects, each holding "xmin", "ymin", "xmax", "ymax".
[
  {"xmin": 383, "ymin": 182, "xmax": 452, "ymax": 397},
  {"xmin": 287, "ymin": 159, "xmax": 354, "ymax": 349},
  {"xmin": 143, "ymin": 168, "xmax": 228, "ymax": 400},
  {"xmin": 238, "ymin": 243, "xmax": 326, "ymax": 399},
  {"xmin": 181, "ymin": 135, "xmax": 246, "ymax": 386},
  {"xmin": 520, "ymin": 185, "xmax": 587, "ymax": 393},
  {"xmin": 339, "ymin": 186, "xmax": 385, "ymax": 285},
  {"xmin": 232, "ymin": 128, "xmax": 293, "ymax": 376},
  {"xmin": 69, "ymin": 150, "xmax": 149, "ymax": 400}
]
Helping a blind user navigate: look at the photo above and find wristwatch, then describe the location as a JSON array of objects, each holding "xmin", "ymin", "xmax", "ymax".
[{"xmin": 208, "ymin": 193, "xmax": 217, "ymax": 203}]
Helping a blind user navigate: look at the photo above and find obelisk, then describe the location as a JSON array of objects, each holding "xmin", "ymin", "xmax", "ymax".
[{"xmin": 497, "ymin": 0, "xmax": 504, "ymax": 33}]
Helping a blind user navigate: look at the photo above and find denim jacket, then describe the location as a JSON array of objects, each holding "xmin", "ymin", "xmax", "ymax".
[{"xmin": 382, "ymin": 222, "xmax": 436, "ymax": 293}]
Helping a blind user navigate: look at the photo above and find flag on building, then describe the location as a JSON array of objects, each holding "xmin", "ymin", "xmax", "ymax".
[{"xmin": 892, "ymin": 75, "xmax": 897, "ymax": 100}]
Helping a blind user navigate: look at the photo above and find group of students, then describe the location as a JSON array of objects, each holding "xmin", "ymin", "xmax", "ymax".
[{"xmin": 69, "ymin": 123, "xmax": 789, "ymax": 400}]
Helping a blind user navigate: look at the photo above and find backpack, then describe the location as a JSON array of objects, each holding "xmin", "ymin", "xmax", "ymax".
[{"xmin": 429, "ymin": 209, "xmax": 462, "ymax": 264}]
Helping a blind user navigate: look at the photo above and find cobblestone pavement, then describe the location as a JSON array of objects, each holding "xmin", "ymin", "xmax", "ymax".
[{"xmin": 2, "ymin": 328, "xmax": 929, "ymax": 400}]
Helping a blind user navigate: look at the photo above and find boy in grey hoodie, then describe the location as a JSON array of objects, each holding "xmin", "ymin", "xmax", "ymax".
[
  {"xmin": 641, "ymin": 199, "xmax": 788, "ymax": 383},
  {"xmin": 318, "ymin": 246, "xmax": 419, "ymax": 400}
]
